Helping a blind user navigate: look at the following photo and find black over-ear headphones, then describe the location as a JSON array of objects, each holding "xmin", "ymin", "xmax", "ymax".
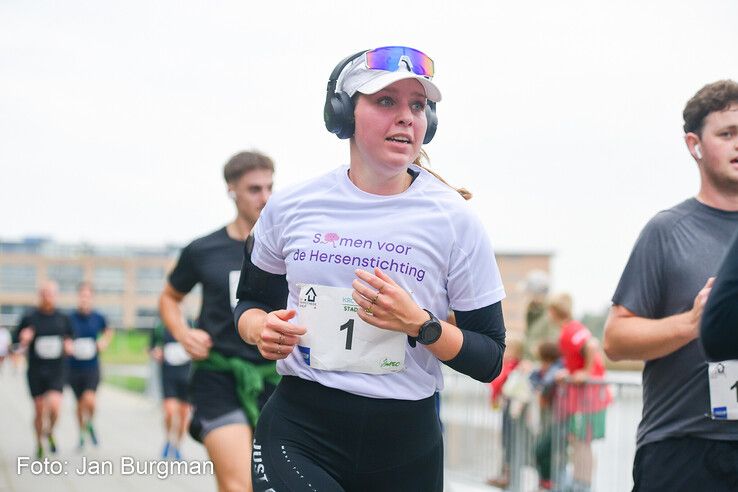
[{"xmin": 323, "ymin": 50, "xmax": 438, "ymax": 144}]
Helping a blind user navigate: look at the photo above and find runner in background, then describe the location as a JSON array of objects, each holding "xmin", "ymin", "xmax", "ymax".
[
  {"xmin": 12, "ymin": 280, "xmax": 73, "ymax": 459},
  {"xmin": 149, "ymin": 320, "xmax": 191, "ymax": 460},
  {"xmin": 159, "ymin": 150, "xmax": 276, "ymax": 492},
  {"xmin": 67, "ymin": 281, "xmax": 113, "ymax": 450}
]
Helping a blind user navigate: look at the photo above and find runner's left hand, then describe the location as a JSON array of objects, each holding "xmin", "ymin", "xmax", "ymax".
[{"xmin": 352, "ymin": 268, "xmax": 427, "ymax": 337}]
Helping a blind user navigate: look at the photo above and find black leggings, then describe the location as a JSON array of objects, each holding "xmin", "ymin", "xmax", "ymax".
[{"xmin": 252, "ymin": 376, "xmax": 443, "ymax": 492}]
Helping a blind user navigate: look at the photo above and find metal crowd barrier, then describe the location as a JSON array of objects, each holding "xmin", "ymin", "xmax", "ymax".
[{"xmin": 441, "ymin": 368, "xmax": 642, "ymax": 491}]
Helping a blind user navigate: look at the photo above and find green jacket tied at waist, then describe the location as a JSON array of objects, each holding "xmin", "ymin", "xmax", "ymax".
[{"xmin": 194, "ymin": 351, "xmax": 280, "ymax": 425}]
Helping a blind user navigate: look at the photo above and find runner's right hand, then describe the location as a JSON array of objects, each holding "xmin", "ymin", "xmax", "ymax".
[
  {"xmin": 180, "ymin": 328, "xmax": 213, "ymax": 360},
  {"xmin": 19, "ymin": 327, "xmax": 35, "ymax": 346},
  {"xmin": 687, "ymin": 277, "xmax": 715, "ymax": 339},
  {"xmin": 150, "ymin": 346, "xmax": 163, "ymax": 362},
  {"xmin": 258, "ymin": 309, "xmax": 306, "ymax": 360}
]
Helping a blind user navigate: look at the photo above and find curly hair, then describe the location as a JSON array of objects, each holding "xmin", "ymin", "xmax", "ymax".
[{"xmin": 683, "ymin": 80, "xmax": 738, "ymax": 135}]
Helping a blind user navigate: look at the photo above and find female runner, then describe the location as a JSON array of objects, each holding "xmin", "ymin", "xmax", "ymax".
[{"xmin": 236, "ymin": 45, "xmax": 506, "ymax": 491}]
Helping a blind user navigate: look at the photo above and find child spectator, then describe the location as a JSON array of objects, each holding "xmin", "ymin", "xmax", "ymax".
[
  {"xmin": 550, "ymin": 293, "xmax": 611, "ymax": 492},
  {"xmin": 530, "ymin": 341, "xmax": 563, "ymax": 490}
]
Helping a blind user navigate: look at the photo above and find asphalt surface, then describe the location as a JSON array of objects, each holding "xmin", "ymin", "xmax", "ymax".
[
  {"xmin": 0, "ymin": 361, "xmax": 492, "ymax": 492},
  {"xmin": 0, "ymin": 362, "xmax": 215, "ymax": 492}
]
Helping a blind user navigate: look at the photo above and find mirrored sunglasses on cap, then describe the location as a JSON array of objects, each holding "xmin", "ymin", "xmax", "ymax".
[{"xmin": 364, "ymin": 46, "xmax": 434, "ymax": 78}]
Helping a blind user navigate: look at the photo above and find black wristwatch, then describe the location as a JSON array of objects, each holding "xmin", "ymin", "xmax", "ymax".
[{"xmin": 417, "ymin": 309, "xmax": 442, "ymax": 345}]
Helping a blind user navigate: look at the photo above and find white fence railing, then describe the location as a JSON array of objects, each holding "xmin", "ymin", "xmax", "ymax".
[{"xmin": 441, "ymin": 369, "xmax": 642, "ymax": 492}]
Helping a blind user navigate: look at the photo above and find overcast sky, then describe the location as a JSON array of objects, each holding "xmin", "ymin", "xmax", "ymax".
[{"xmin": 1, "ymin": 0, "xmax": 737, "ymax": 315}]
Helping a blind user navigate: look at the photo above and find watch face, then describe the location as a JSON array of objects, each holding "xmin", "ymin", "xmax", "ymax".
[{"xmin": 418, "ymin": 318, "xmax": 442, "ymax": 345}]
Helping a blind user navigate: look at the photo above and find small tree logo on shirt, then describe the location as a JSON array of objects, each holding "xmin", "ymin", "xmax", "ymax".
[{"xmin": 322, "ymin": 232, "xmax": 340, "ymax": 248}]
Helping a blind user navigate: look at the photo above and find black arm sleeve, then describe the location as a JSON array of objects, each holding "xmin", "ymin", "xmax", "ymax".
[
  {"xmin": 701, "ymin": 231, "xmax": 738, "ymax": 361},
  {"xmin": 12, "ymin": 314, "xmax": 30, "ymax": 344},
  {"xmin": 443, "ymin": 302, "xmax": 506, "ymax": 383},
  {"xmin": 233, "ymin": 234, "xmax": 289, "ymax": 328}
]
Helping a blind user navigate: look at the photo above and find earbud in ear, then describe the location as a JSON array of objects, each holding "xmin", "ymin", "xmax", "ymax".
[
  {"xmin": 695, "ymin": 144, "xmax": 702, "ymax": 160},
  {"xmin": 228, "ymin": 190, "xmax": 237, "ymax": 200}
]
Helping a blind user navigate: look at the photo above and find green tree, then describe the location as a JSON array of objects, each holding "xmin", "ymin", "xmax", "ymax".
[{"xmin": 581, "ymin": 307, "xmax": 609, "ymax": 340}]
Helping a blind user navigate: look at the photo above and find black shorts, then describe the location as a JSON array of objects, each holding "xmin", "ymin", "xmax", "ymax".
[
  {"xmin": 252, "ymin": 376, "xmax": 444, "ymax": 492},
  {"xmin": 27, "ymin": 365, "xmax": 66, "ymax": 398},
  {"xmin": 633, "ymin": 437, "xmax": 738, "ymax": 491},
  {"xmin": 188, "ymin": 368, "xmax": 275, "ymax": 443},
  {"xmin": 161, "ymin": 364, "xmax": 190, "ymax": 401},
  {"xmin": 68, "ymin": 366, "xmax": 101, "ymax": 400}
]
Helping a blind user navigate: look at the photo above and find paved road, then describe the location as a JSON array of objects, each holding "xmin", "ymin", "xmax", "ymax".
[
  {"xmin": 0, "ymin": 364, "xmax": 215, "ymax": 492},
  {"xmin": 0, "ymin": 363, "xmax": 489, "ymax": 492}
]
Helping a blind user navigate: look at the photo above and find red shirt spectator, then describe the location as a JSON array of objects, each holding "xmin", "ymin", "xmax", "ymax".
[{"xmin": 558, "ymin": 319, "xmax": 610, "ymax": 414}]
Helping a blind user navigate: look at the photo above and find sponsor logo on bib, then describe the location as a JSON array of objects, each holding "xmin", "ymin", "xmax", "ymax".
[{"xmin": 298, "ymin": 345, "xmax": 310, "ymax": 365}]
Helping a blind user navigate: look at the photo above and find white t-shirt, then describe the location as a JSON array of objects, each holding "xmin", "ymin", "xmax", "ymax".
[{"xmin": 251, "ymin": 164, "xmax": 505, "ymax": 400}]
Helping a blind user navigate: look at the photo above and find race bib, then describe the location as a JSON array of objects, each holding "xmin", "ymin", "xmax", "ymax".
[
  {"xmin": 34, "ymin": 336, "xmax": 63, "ymax": 359},
  {"xmin": 708, "ymin": 361, "xmax": 738, "ymax": 420},
  {"xmin": 297, "ymin": 284, "xmax": 405, "ymax": 375},
  {"xmin": 163, "ymin": 342, "xmax": 191, "ymax": 366},
  {"xmin": 73, "ymin": 337, "xmax": 97, "ymax": 360},
  {"xmin": 229, "ymin": 270, "xmax": 240, "ymax": 310},
  {"xmin": 0, "ymin": 328, "xmax": 10, "ymax": 356}
]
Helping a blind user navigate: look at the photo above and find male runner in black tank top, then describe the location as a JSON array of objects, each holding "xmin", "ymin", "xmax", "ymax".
[{"xmin": 159, "ymin": 150, "xmax": 276, "ymax": 492}]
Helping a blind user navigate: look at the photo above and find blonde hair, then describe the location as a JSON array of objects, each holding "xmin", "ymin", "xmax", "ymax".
[
  {"xmin": 548, "ymin": 293, "xmax": 573, "ymax": 321},
  {"xmin": 413, "ymin": 150, "xmax": 472, "ymax": 200}
]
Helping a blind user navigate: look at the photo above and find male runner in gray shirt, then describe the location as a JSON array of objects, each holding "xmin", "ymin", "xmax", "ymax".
[{"xmin": 604, "ymin": 80, "xmax": 738, "ymax": 491}]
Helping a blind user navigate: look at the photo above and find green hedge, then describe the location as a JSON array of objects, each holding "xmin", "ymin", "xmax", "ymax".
[
  {"xmin": 100, "ymin": 329, "xmax": 151, "ymax": 365},
  {"xmin": 104, "ymin": 374, "xmax": 147, "ymax": 393}
]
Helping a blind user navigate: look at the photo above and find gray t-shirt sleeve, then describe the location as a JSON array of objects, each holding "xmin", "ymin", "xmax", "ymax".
[{"xmin": 612, "ymin": 214, "xmax": 668, "ymax": 318}]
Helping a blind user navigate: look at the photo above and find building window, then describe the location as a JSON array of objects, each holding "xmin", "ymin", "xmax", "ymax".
[
  {"xmin": 93, "ymin": 267, "xmax": 125, "ymax": 294},
  {"xmin": 47, "ymin": 264, "xmax": 84, "ymax": 293},
  {"xmin": 0, "ymin": 304, "xmax": 34, "ymax": 328},
  {"xmin": 97, "ymin": 305, "xmax": 123, "ymax": 328},
  {"xmin": 135, "ymin": 307, "xmax": 159, "ymax": 329},
  {"xmin": 136, "ymin": 267, "xmax": 165, "ymax": 295},
  {"xmin": 0, "ymin": 264, "xmax": 37, "ymax": 293}
]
